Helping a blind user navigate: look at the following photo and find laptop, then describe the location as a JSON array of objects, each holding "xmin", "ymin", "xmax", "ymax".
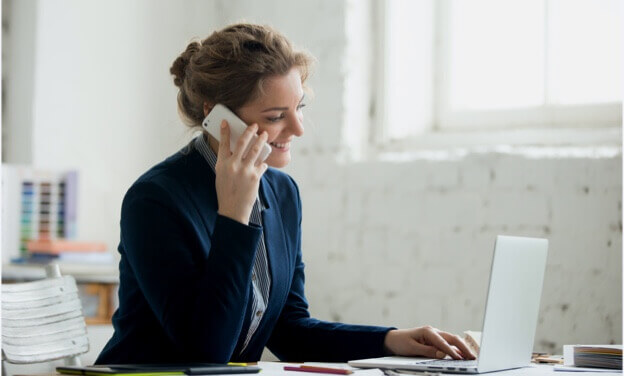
[{"xmin": 349, "ymin": 235, "xmax": 549, "ymax": 374}]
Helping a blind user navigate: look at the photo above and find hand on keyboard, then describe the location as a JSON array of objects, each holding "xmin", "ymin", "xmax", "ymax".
[{"xmin": 383, "ymin": 326, "xmax": 477, "ymax": 360}]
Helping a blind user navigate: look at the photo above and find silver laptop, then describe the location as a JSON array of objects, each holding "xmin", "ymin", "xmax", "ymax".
[{"xmin": 349, "ymin": 235, "xmax": 548, "ymax": 374}]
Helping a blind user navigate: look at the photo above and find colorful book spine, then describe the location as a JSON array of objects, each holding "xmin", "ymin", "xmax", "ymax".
[
  {"xmin": 38, "ymin": 181, "xmax": 53, "ymax": 240},
  {"xmin": 64, "ymin": 171, "xmax": 78, "ymax": 238},
  {"xmin": 20, "ymin": 180, "xmax": 38, "ymax": 258},
  {"xmin": 1, "ymin": 165, "xmax": 79, "ymax": 262}
]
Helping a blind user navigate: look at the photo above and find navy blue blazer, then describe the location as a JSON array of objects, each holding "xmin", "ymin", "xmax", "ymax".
[{"xmin": 96, "ymin": 142, "xmax": 393, "ymax": 364}]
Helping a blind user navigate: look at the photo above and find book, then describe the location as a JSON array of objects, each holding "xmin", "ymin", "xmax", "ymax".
[
  {"xmin": 57, "ymin": 367, "xmax": 182, "ymax": 376},
  {"xmin": 574, "ymin": 345, "xmax": 622, "ymax": 369},
  {"xmin": 563, "ymin": 345, "xmax": 622, "ymax": 370},
  {"xmin": 2, "ymin": 165, "xmax": 79, "ymax": 262},
  {"xmin": 27, "ymin": 239, "xmax": 107, "ymax": 254},
  {"xmin": 56, "ymin": 364, "xmax": 261, "ymax": 376},
  {"xmin": 64, "ymin": 170, "xmax": 79, "ymax": 238},
  {"xmin": 21, "ymin": 238, "xmax": 112, "ymax": 265},
  {"xmin": 24, "ymin": 252, "xmax": 114, "ymax": 264}
]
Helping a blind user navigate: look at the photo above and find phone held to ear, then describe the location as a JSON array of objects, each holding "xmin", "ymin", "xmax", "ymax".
[{"xmin": 202, "ymin": 104, "xmax": 272, "ymax": 163}]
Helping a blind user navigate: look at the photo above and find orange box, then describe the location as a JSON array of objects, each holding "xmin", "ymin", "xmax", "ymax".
[{"xmin": 26, "ymin": 239, "xmax": 107, "ymax": 254}]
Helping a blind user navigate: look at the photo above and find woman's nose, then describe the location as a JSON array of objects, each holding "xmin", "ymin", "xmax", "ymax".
[{"xmin": 289, "ymin": 113, "xmax": 304, "ymax": 137}]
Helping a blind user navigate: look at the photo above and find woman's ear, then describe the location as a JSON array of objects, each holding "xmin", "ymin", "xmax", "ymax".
[{"xmin": 203, "ymin": 102, "xmax": 215, "ymax": 117}]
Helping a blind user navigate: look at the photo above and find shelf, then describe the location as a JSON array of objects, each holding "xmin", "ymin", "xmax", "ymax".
[{"xmin": 2, "ymin": 262, "xmax": 118, "ymax": 283}]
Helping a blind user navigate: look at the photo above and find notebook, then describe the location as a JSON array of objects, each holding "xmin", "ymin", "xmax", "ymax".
[
  {"xmin": 56, "ymin": 363, "xmax": 261, "ymax": 376},
  {"xmin": 349, "ymin": 235, "xmax": 549, "ymax": 374}
]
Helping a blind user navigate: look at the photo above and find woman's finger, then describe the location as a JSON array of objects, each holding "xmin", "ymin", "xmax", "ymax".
[
  {"xmin": 233, "ymin": 123, "xmax": 258, "ymax": 160},
  {"xmin": 411, "ymin": 341, "xmax": 447, "ymax": 359},
  {"xmin": 218, "ymin": 120, "xmax": 231, "ymax": 159},
  {"xmin": 424, "ymin": 329, "xmax": 462, "ymax": 360},
  {"xmin": 258, "ymin": 162, "xmax": 269, "ymax": 176},
  {"xmin": 439, "ymin": 331, "xmax": 477, "ymax": 360},
  {"xmin": 246, "ymin": 131, "xmax": 268, "ymax": 166}
]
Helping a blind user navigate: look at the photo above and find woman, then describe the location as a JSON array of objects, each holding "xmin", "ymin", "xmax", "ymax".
[{"xmin": 96, "ymin": 23, "xmax": 475, "ymax": 364}]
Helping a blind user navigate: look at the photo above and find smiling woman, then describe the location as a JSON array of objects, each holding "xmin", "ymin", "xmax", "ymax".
[
  {"xmin": 170, "ymin": 23, "xmax": 313, "ymax": 130},
  {"xmin": 205, "ymin": 68, "xmax": 306, "ymax": 169},
  {"xmin": 94, "ymin": 22, "xmax": 475, "ymax": 364},
  {"xmin": 170, "ymin": 24, "xmax": 311, "ymax": 169}
]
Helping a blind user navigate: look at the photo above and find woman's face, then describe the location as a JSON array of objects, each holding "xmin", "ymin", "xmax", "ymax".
[{"xmin": 236, "ymin": 68, "xmax": 306, "ymax": 168}]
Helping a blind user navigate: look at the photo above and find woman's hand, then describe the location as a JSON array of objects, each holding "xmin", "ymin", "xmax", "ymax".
[
  {"xmin": 214, "ymin": 120, "xmax": 269, "ymax": 225},
  {"xmin": 384, "ymin": 326, "xmax": 476, "ymax": 360}
]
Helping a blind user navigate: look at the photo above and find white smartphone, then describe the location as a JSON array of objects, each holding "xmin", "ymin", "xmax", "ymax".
[{"xmin": 202, "ymin": 103, "xmax": 272, "ymax": 163}]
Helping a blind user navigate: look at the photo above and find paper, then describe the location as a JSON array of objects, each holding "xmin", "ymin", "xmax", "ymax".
[
  {"xmin": 554, "ymin": 365, "xmax": 622, "ymax": 373},
  {"xmin": 563, "ymin": 345, "xmax": 622, "ymax": 370}
]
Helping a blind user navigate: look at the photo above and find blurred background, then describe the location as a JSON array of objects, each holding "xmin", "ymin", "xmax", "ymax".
[{"xmin": 1, "ymin": 0, "xmax": 622, "ymax": 371}]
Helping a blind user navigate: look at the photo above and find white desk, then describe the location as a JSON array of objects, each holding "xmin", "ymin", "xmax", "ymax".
[
  {"xmin": 256, "ymin": 362, "xmax": 621, "ymax": 376},
  {"xmin": 483, "ymin": 365, "xmax": 621, "ymax": 376}
]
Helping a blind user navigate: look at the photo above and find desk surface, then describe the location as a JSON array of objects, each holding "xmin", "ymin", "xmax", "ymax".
[
  {"xmin": 10, "ymin": 362, "xmax": 621, "ymax": 376},
  {"xmin": 259, "ymin": 361, "xmax": 620, "ymax": 376}
]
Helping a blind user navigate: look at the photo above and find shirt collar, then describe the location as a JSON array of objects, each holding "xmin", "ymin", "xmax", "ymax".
[{"xmin": 193, "ymin": 134, "xmax": 268, "ymax": 210}]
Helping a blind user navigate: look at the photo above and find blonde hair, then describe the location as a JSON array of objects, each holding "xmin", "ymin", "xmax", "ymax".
[{"xmin": 170, "ymin": 23, "xmax": 314, "ymax": 129}]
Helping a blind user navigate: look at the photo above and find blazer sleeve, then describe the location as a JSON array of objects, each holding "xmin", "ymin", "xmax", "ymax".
[
  {"xmin": 120, "ymin": 179, "xmax": 260, "ymax": 362},
  {"xmin": 266, "ymin": 177, "xmax": 395, "ymax": 362}
]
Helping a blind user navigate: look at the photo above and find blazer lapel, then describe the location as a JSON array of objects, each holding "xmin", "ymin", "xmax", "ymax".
[
  {"xmin": 259, "ymin": 177, "xmax": 290, "ymax": 303},
  {"xmin": 187, "ymin": 148, "xmax": 219, "ymax": 232}
]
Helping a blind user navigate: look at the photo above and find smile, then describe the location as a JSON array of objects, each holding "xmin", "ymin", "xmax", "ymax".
[{"xmin": 270, "ymin": 142, "xmax": 290, "ymax": 150}]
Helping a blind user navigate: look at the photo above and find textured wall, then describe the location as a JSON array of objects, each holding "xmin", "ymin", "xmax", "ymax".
[{"xmin": 287, "ymin": 151, "xmax": 622, "ymax": 353}]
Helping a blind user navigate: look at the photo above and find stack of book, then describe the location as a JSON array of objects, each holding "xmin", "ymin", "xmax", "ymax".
[
  {"xmin": 557, "ymin": 344, "xmax": 622, "ymax": 372},
  {"xmin": 24, "ymin": 239, "xmax": 113, "ymax": 265},
  {"xmin": 574, "ymin": 346, "xmax": 622, "ymax": 369}
]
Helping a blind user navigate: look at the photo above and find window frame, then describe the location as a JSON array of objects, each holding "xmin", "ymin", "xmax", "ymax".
[{"xmin": 370, "ymin": 0, "xmax": 623, "ymax": 150}]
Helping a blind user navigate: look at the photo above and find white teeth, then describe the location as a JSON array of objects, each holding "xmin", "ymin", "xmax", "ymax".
[{"xmin": 270, "ymin": 142, "xmax": 289, "ymax": 149}]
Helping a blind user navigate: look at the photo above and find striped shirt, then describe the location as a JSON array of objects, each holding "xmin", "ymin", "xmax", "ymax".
[{"xmin": 193, "ymin": 135, "xmax": 271, "ymax": 354}]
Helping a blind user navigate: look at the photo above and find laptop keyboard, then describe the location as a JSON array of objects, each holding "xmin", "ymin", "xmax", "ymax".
[{"xmin": 421, "ymin": 359, "xmax": 478, "ymax": 368}]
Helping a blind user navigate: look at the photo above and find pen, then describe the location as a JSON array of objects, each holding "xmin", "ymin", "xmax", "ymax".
[
  {"xmin": 283, "ymin": 366, "xmax": 353, "ymax": 375},
  {"xmin": 227, "ymin": 363, "xmax": 249, "ymax": 366}
]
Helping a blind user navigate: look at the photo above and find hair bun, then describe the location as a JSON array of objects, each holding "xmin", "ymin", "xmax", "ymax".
[{"xmin": 170, "ymin": 41, "xmax": 201, "ymax": 87}]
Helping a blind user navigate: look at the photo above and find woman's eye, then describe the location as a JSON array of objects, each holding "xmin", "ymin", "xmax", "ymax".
[
  {"xmin": 267, "ymin": 114, "xmax": 285, "ymax": 123},
  {"xmin": 267, "ymin": 105, "xmax": 305, "ymax": 123}
]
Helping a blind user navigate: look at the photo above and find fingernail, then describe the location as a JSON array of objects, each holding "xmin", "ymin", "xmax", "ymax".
[{"xmin": 435, "ymin": 351, "xmax": 445, "ymax": 359}]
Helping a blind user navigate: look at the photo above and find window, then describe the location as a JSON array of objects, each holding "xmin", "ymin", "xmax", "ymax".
[{"xmin": 375, "ymin": 0, "xmax": 622, "ymax": 145}]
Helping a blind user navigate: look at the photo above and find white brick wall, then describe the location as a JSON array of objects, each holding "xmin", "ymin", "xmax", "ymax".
[{"xmin": 290, "ymin": 152, "xmax": 621, "ymax": 353}]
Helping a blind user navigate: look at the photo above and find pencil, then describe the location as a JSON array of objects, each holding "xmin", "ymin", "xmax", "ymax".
[{"xmin": 283, "ymin": 366, "xmax": 353, "ymax": 375}]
